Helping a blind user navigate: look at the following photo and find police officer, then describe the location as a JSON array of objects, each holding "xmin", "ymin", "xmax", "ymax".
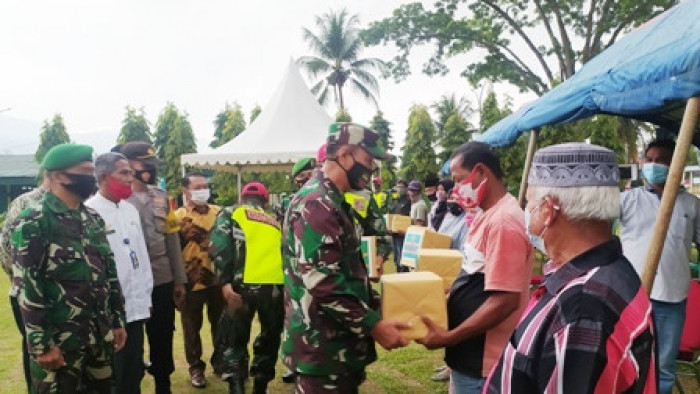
[
  {"xmin": 283, "ymin": 123, "xmax": 409, "ymax": 393},
  {"xmin": 120, "ymin": 141, "xmax": 187, "ymax": 394},
  {"xmin": 211, "ymin": 181, "xmax": 284, "ymax": 394},
  {"xmin": 11, "ymin": 144, "xmax": 127, "ymax": 393}
]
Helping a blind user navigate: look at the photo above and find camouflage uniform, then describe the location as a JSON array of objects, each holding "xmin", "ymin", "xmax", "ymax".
[
  {"xmin": 0, "ymin": 186, "xmax": 47, "ymax": 392},
  {"xmin": 11, "ymin": 192, "xmax": 126, "ymax": 393},
  {"xmin": 210, "ymin": 203, "xmax": 284, "ymax": 388},
  {"xmin": 282, "ymin": 170, "xmax": 381, "ymax": 391}
]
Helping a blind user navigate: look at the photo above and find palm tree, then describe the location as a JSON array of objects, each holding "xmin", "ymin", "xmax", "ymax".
[{"xmin": 298, "ymin": 9, "xmax": 385, "ymax": 111}]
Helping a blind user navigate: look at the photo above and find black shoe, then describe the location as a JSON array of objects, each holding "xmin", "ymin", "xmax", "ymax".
[
  {"xmin": 281, "ymin": 369, "xmax": 296, "ymax": 383},
  {"xmin": 252, "ymin": 378, "xmax": 268, "ymax": 394},
  {"xmin": 227, "ymin": 377, "xmax": 245, "ymax": 394}
]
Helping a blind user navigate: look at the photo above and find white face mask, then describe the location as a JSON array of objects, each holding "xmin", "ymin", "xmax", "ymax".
[
  {"xmin": 190, "ymin": 188, "xmax": 210, "ymax": 205},
  {"xmin": 524, "ymin": 208, "xmax": 547, "ymax": 255}
]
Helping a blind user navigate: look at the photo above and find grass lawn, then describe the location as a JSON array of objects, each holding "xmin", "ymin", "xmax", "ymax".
[
  {"xmin": 2, "ymin": 259, "xmax": 697, "ymax": 393},
  {"xmin": 0, "ymin": 263, "xmax": 446, "ymax": 394}
]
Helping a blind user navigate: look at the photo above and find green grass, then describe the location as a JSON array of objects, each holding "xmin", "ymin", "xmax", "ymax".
[
  {"xmin": 0, "ymin": 266, "xmax": 446, "ymax": 394},
  {"xmin": 3, "ymin": 260, "xmax": 696, "ymax": 393}
]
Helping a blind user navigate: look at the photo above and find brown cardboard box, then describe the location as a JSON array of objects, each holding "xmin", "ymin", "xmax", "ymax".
[
  {"xmin": 381, "ymin": 271, "xmax": 448, "ymax": 340},
  {"xmin": 361, "ymin": 236, "xmax": 379, "ymax": 279},
  {"xmin": 400, "ymin": 226, "xmax": 452, "ymax": 268},
  {"xmin": 416, "ymin": 249, "xmax": 463, "ymax": 291},
  {"xmin": 387, "ymin": 214, "xmax": 412, "ymax": 233}
]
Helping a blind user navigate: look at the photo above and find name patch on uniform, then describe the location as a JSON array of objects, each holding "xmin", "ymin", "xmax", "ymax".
[{"xmin": 245, "ymin": 210, "xmax": 280, "ymax": 228}]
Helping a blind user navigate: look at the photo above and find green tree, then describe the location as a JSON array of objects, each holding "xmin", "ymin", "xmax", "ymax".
[
  {"xmin": 250, "ymin": 104, "xmax": 262, "ymax": 124},
  {"xmin": 117, "ymin": 106, "xmax": 151, "ymax": 145},
  {"xmin": 210, "ymin": 103, "xmax": 247, "ymax": 149},
  {"xmin": 400, "ymin": 105, "xmax": 439, "ymax": 181},
  {"xmin": 298, "ymin": 9, "xmax": 386, "ymax": 111},
  {"xmin": 440, "ymin": 112, "xmax": 472, "ymax": 163},
  {"xmin": 335, "ymin": 108, "xmax": 352, "ymax": 122},
  {"xmin": 35, "ymin": 114, "xmax": 71, "ymax": 163},
  {"xmin": 363, "ymin": 0, "xmax": 675, "ymax": 95},
  {"xmin": 154, "ymin": 103, "xmax": 197, "ymax": 196},
  {"xmin": 432, "ymin": 94, "xmax": 471, "ymax": 137},
  {"xmin": 370, "ymin": 110, "xmax": 397, "ymax": 185}
]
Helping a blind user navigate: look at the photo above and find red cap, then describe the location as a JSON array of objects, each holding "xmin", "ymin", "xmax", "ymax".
[
  {"xmin": 373, "ymin": 176, "xmax": 381, "ymax": 184},
  {"xmin": 316, "ymin": 143, "xmax": 328, "ymax": 163},
  {"xmin": 241, "ymin": 181, "xmax": 269, "ymax": 202}
]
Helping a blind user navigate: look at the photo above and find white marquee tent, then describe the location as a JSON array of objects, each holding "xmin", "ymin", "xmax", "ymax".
[{"xmin": 181, "ymin": 58, "xmax": 331, "ymax": 179}]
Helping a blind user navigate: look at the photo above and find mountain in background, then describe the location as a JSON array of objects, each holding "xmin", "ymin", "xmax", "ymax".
[{"xmin": 0, "ymin": 115, "xmax": 118, "ymax": 155}]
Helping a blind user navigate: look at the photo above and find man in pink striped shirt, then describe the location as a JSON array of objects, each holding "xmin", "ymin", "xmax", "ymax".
[{"xmin": 485, "ymin": 143, "xmax": 656, "ymax": 393}]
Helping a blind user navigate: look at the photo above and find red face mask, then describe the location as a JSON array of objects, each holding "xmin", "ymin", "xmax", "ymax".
[
  {"xmin": 107, "ymin": 176, "xmax": 133, "ymax": 200},
  {"xmin": 455, "ymin": 168, "xmax": 487, "ymax": 210}
]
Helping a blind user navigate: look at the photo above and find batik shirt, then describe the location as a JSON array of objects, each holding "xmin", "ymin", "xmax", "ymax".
[
  {"xmin": 485, "ymin": 238, "xmax": 656, "ymax": 394},
  {"xmin": 11, "ymin": 192, "xmax": 126, "ymax": 357},
  {"xmin": 281, "ymin": 171, "xmax": 381, "ymax": 376}
]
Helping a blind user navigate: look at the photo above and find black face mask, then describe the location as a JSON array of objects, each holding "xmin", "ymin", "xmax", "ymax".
[
  {"xmin": 428, "ymin": 193, "xmax": 437, "ymax": 202},
  {"xmin": 336, "ymin": 155, "xmax": 373, "ymax": 190},
  {"xmin": 62, "ymin": 173, "xmax": 97, "ymax": 200},
  {"xmin": 135, "ymin": 167, "xmax": 157, "ymax": 185},
  {"xmin": 447, "ymin": 201, "xmax": 464, "ymax": 217}
]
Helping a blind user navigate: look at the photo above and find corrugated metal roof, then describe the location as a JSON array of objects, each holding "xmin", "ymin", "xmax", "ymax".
[{"xmin": 0, "ymin": 155, "xmax": 40, "ymax": 177}]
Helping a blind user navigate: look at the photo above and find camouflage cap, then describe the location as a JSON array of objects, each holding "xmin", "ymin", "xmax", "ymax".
[
  {"xmin": 41, "ymin": 144, "xmax": 94, "ymax": 171},
  {"xmin": 120, "ymin": 141, "xmax": 162, "ymax": 166},
  {"xmin": 291, "ymin": 157, "xmax": 316, "ymax": 177},
  {"xmin": 327, "ymin": 122, "xmax": 392, "ymax": 160}
]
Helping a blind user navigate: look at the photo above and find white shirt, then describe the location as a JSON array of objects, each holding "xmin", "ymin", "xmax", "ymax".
[
  {"xmin": 619, "ymin": 187, "xmax": 700, "ymax": 302},
  {"xmin": 86, "ymin": 192, "xmax": 153, "ymax": 322}
]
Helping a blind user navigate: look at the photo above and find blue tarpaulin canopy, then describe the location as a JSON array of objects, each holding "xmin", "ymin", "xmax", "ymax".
[{"xmin": 479, "ymin": 0, "xmax": 700, "ymax": 148}]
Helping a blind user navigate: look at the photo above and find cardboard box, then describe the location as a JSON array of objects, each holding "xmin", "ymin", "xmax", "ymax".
[
  {"xmin": 416, "ymin": 249, "xmax": 463, "ymax": 291},
  {"xmin": 400, "ymin": 226, "xmax": 452, "ymax": 268},
  {"xmin": 387, "ymin": 214, "xmax": 412, "ymax": 233},
  {"xmin": 381, "ymin": 271, "xmax": 448, "ymax": 340},
  {"xmin": 361, "ymin": 236, "xmax": 379, "ymax": 279}
]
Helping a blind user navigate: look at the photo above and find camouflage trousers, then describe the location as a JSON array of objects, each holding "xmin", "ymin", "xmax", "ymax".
[
  {"xmin": 294, "ymin": 370, "xmax": 366, "ymax": 394},
  {"xmin": 215, "ymin": 284, "xmax": 283, "ymax": 383},
  {"xmin": 30, "ymin": 340, "xmax": 114, "ymax": 394}
]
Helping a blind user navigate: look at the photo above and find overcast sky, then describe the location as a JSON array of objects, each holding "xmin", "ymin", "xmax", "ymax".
[{"xmin": 0, "ymin": 0, "xmax": 534, "ymax": 155}]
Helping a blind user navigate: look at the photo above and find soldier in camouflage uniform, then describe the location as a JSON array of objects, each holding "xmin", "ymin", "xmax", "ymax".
[
  {"xmin": 316, "ymin": 144, "xmax": 392, "ymax": 280},
  {"xmin": 283, "ymin": 123, "xmax": 409, "ymax": 393},
  {"xmin": 0, "ymin": 175, "xmax": 48, "ymax": 392},
  {"xmin": 10, "ymin": 144, "xmax": 127, "ymax": 393},
  {"xmin": 211, "ymin": 181, "xmax": 284, "ymax": 394}
]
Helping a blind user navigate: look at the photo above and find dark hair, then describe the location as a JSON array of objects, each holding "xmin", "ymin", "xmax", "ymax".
[
  {"xmin": 451, "ymin": 141, "xmax": 504, "ymax": 180},
  {"xmin": 395, "ymin": 179, "xmax": 407, "ymax": 187},
  {"xmin": 438, "ymin": 179, "xmax": 455, "ymax": 191},
  {"xmin": 181, "ymin": 172, "xmax": 206, "ymax": 188},
  {"xmin": 645, "ymin": 139, "xmax": 675, "ymax": 156}
]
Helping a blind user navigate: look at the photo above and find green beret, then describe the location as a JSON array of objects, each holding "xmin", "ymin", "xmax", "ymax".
[
  {"xmin": 291, "ymin": 157, "xmax": 316, "ymax": 177},
  {"xmin": 41, "ymin": 143, "xmax": 94, "ymax": 171}
]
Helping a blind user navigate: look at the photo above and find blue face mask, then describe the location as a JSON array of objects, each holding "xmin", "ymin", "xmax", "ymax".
[
  {"xmin": 524, "ymin": 207, "xmax": 547, "ymax": 255},
  {"xmin": 642, "ymin": 162, "xmax": 669, "ymax": 185}
]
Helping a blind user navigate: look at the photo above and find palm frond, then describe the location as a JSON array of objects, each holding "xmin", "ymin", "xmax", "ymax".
[
  {"xmin": 349, "ymin": 77, "xmax": 379, "ymax": 110},
  {"xmin": 297, "ymin": 56, "xmax": 332, "ymax": 79},
  {"xmin": 348, "ymin": 68, "xmax": 380, "ymax": 93}
]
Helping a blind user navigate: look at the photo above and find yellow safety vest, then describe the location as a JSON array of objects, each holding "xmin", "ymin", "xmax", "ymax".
[
  {"xmin": 344, "ymin": 191, "xmax": 371, "ymax": 219},
  {"xmin": 373, "ymin": 192, "xmax": 387, "ymax": 209},
  {"xmin": 232, "ymin": 206, "xmax": 283, "ymax": 285}
]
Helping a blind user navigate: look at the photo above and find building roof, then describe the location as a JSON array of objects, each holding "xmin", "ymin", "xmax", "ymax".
[{"xmin": 0, "ymin": 155, "xmax": 40, "ymax": 177}]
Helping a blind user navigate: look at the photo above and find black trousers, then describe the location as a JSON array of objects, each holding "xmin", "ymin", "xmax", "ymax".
[
  {"xmin": 10, "ymin": 295, "xmax": 32, "ymax": 392},
  {"xmin": 146, "ymin": 282, "xmax": 175, "ymax": 393},
  {"xmin": 114, "ymin": 319, "xmax": 145, "ymax": 394}
]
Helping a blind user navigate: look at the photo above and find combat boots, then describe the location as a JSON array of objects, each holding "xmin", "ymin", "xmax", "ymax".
[
  {"xmin": 227, "ymin": 375, "xmax": 245, "ymax": 394},
  {"xmin": 252, "ymin": 378, "xmax": 268, "ymax": 394}
]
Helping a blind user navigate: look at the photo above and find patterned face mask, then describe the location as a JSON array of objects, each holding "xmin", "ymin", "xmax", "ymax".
[{"xmin": 455, "ymin": 168, "xmax": 487, "ymax": 210}]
